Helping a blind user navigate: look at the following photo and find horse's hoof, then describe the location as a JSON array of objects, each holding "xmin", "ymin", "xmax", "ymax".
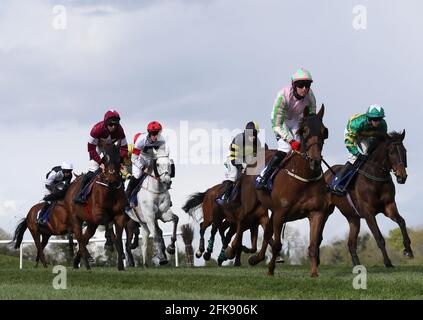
[
  {"xmin": 166, "ymin": 245, "xmax": 175, "ymax": 255},
  {"xmin": 195, "ymin": 250, "xmax": 203, "ymax": 259},
  {"xmin": 276, "ymin": 257, "xmax": 285, "ymax": 264},
  {"xmin": 203, "ymin": 251, "xmax": 211, "ymax": 261},
  {"xmin": 311, "ymin": 272, "xmax": 319, "ymax": 278},
  {"xmin": 248, "ymin": 255, "xmax": 260, "ymax": 266},
  {"xmin": 404, "ymin": 250, "xmax": 414, "ymax": 259},
  {"xmin": 385, "ymin": 263, "xmax": 395, "ymax": 268},
  {"xmin": 159, "ymin": 259, "xmax": 169, "ymax": 266},
  {"xmin": 267, "ymin": 270, "xmax": 274, "ymax": 277},
  {"xmin": 234, "ymin": 261, "xmax": 241, "ymax": 267},
  {"xmin": 217, "ymin": 258, "xmax": 224, "ymax": 266},
  {"xmin": 118, "ymin": 265, "xmax": 125, "ymax": 271}
]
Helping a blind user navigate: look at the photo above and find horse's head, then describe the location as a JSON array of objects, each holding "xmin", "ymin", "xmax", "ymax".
[
  {"xmin": 152, "ymin": 148, "xmax": 173, "ymax": 188},
  {"xmin": 297, "ymin": 104, "xmax": 328, "ymax": 167},
  {"xmin": 387, "ymin": 130, "xmax": 408, "ymax": 184},
  {"xmin": 101, "ymin": 143, "xmax": 123, "ymax": 189},
  {"xmin": 359, "ymin": 130, "xmax": 408, "ymax": 184}
]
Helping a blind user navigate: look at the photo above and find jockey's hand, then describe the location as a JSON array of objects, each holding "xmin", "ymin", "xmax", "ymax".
[
  {"xmin": 289, "ymin": 140, "xmax": 301, "ymax": 151},
  {"xmin": 100, "ymin": 163, "xmax": 106, "ymax": 172}
]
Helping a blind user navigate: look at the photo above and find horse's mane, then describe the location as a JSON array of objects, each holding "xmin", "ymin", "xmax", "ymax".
[{"xmin": 388, "ymin": 131, "xmax": 403, "ymax": 141}]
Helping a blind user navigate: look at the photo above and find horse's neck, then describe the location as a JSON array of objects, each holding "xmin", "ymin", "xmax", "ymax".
[
  {"xmin": 284, "ymin": 152, "xmax": 321, "ymax": 177},
  {"xmin": 142, "ymin": 174, "xmax": 164, "ymax": 193},
  {"xmin": 363, "ymin": 144, "xmax": 389, "ymax": 173}
]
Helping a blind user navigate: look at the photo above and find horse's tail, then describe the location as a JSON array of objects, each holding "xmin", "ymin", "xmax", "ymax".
[
  {"xmin": 182, "ymin": 192, "xmax": 206, "ymax": 218},
  {"xmin": 12, "ymin": 218, "xmax": 28, "ymax": 249}
]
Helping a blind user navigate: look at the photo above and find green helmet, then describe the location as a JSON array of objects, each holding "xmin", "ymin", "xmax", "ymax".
[
  {"xmin": 291, "ymin": 68, "xmax": 313, "ymax": 83},
  {"xmin": 366, "ymin": 104, "xmax": 385, "ymax": 118}
]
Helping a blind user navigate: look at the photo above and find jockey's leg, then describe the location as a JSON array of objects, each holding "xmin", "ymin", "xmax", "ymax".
[
  {"xmin": 74, "ymin": 160, "xmax": 99, "ymax": 204},
  {"xmin": 256, "ymin": 150, "xmax": 286, "ymax": 190},
  {"xmin": 37, "ymin": 201, "xmax": 51, "ymax": 226},
  {"xmin": 331, "ymin": 156, "xmax": 355, "ymax": 194}
]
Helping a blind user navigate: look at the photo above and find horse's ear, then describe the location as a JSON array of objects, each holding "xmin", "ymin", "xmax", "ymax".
[
  {"xmin": 317, "ymin": 104, "xmax": 325, "ymax": 119},
  {"xmin": 401, "ymin": 129, "xmax": 406, "ymax": 141}
]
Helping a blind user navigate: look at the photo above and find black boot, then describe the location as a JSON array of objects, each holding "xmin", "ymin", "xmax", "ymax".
[
  {"xmin": 37, "ymin": 202, "xmax": 50, "ymax": 226},
  {"xmin": 332, "ymin": 162, "xmax": 354, "ymax": 195},
  {"xmin": 125, "ymin": 176, "xmax": 141, "ymax": 207},
  {"xmin": 256, "ymin": 151, "xmax": 286, "ymax": 190},
  {"xmin": 74, "ymin": 171, "xmax": 96, "ymax": 204},
  {"xmin": 216, "ymin": 180, "xmax": 234, "ymax": 205}
]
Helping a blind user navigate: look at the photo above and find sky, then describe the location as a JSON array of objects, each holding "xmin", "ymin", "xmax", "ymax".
[{"xmin": 0, "ymin": 0, "xmax": 422, "ymax": 257}]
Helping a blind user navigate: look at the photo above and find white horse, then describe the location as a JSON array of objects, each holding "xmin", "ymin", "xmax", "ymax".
[{"xmin": 126, "ymin": 150, "xmax": 179, "ymax": 266}]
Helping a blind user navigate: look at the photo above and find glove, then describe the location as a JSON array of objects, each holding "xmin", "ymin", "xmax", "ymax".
[{"xmin": 289, "ymin": 140, "xmax": 301, "ymax": 151}]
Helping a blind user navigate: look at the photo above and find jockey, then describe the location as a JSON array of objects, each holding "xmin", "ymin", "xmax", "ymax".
[
  {"xmin": 38, "ymin": 161, "xmax": 74, "ymax": 225},
  {"xmin": 331, "ymin": 104, "xmax": 388, "ymax": 194},
  {"xmin": 74, "ymin": 110, "xmax": 128, "ymax": 204},
  {"xmin": 218, "ymin": 121, "xmax": 266, "ymax": 204},
  {"xmin": 256, "ymin": 67, "xmax": 317, "ymax": 190},
  {"xmin": 125, "ymin": 121, "xmax": 167, "ymax": 206}
]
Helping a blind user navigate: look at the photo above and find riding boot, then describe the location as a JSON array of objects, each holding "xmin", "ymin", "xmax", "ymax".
[
  {"xmin": 37, "ymin": 201, "xmax": 50, "ymax": 226},
  {"xmin": 332, "ymin": 162, "xmax": 354, "ymax": 195},
  {"xmin": 74, "ymin": 170, "xmax": 97, "ymax": 204},
  {"xmin": 256, "ymin": 151, "xmax": 286, "ymax": 190},
  {"xmin": 216, "ymin": 180, "xmax": 234, "ymax": 205},
  {"xmin": 125, "ymin": 176, "xmax": 141, "ymax": 207}
]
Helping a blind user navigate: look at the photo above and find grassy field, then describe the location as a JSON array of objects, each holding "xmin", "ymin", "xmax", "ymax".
[{"xmin": 1, "ymin": 254, "xmax": 423, "ymax": 300}]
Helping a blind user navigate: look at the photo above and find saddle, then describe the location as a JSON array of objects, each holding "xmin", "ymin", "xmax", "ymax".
[{"xmin": 329, "ymin": 159, "xmax": 365, "ymax": 196}]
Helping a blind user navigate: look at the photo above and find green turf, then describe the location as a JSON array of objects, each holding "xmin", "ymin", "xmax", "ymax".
[{"xmin": 1, "ymin": 254, "xmax": 423, "ymax": 300}]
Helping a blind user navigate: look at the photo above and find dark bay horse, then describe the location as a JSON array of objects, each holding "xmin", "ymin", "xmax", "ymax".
[
  {"xmin": 13, "ymin": 191, "xmax": 74, "ymax": 268},
  {"xmin": 64, "ymin": 143, "xmax": 128, "ymax": 270},
  {"xmin": 244, "ymin": 105, "xmax": 329, "ymax": 277},
  {"xmin": 182, "ymin": 182, "xmax": 266, "ymax": 266},
  {"xmin": 324, "ymin": 131, "xmax": 412, "ymax": 267}
]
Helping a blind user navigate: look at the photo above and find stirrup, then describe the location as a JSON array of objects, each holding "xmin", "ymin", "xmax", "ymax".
[{"xmin": 331, "ymin": 186, "xmax": 346, "ymax": 196}]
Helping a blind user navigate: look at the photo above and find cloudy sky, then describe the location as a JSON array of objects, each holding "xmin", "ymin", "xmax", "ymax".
[{"xmin": 0, "ymin": 0, "xmax": 422, "ymax": 252}]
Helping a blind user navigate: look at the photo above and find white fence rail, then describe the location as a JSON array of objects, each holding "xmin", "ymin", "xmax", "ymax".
[{"xmin": 0, "ymin": 231, "xmax": 181, "ymax": 269}]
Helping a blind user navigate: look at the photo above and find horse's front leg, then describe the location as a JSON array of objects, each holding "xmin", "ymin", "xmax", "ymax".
[
  {"xmin": 113, "ymin": 214, "xmax": 126, "ymax": 271},
  {"xmin": 159, "ymin": 206, "xmax": 179, "ymax": 255},
  {"xmin": 384, "ymin": 202, "xmax": 413, "ymax": 258},
  {"xmin": 124, "ymin": 222, "xmax": 135, "ymax": 267}
]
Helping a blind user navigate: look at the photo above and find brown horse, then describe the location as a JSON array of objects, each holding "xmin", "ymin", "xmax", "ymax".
[
  {"xmin": 64, "ymin": 143, "xmax": 128, "ymax": 270},
  {"xmin": 243, "ymin": 105, "xmax": 329, "ymax": 277},
  {"xmin": 182, "ymin": 182, "xmax": 265, "ymax": 266},
  {"xmin": 12, "ymin": 193, "xmax": 74, "ymax": 268},
  {"xmin": 324, "ymin": 131, "xmax": 412, "ymax": 267}
]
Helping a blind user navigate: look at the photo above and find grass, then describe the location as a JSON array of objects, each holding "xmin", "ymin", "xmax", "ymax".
[{"xmin": 1, "ymin": 254, "xmax": 423, "ymax": 300}]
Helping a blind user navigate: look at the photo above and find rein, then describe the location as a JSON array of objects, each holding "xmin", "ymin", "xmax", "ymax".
[{"xmin": 283, "ymin": 150, "xmax": 324, "ymax": 183}]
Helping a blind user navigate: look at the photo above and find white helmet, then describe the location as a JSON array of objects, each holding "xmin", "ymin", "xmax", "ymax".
[{"xmin": 61, "ymin": 161, "xmax": 74, "ymax": 171}]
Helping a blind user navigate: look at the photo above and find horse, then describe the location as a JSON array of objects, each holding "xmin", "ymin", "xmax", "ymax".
[
  {"xmin": 125, "ymin": 149, "xmax": 179, "ymax": 266},
  {"xmin": 182, "ymin": 181, "xmax": 269, "ymax": 266},
  {"xmin": 243, "ymin": 105, "xmax": 329, "ymax": 277},
  {"xmin": 64, "ymin": 143, "xmax": 128, "ymax": 270},
  {"xmin": 12, "ymin": 182, "xmax": 74, "ymax": 268},
  {"xmin": 324, "ymin": 130, "xmax": 412, "ymax": 267}
]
